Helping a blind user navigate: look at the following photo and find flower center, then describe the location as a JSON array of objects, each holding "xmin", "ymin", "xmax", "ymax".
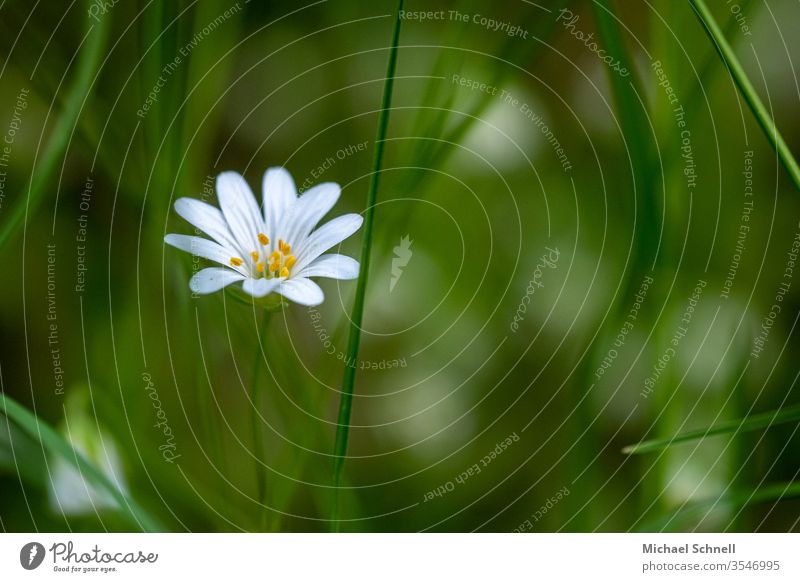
[{"xmin": 230, "ymin": 233, "xmax": 296, "ymax": 279}]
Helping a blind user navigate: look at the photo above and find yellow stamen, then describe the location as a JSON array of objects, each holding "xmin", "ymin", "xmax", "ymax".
[
  {"xmin": 258, "ymin": 233, "xmax": 269, "ymax": 245},
  {"xmin": 250, "ymin": 251, "xmax": 259, "ymax": 262},
  {"xmin": 230, "ymin": 257, "xmax": 243, "ymax": 267},
  {"xmin": 278, "ymin": 239, "xmax": 286, "ymax": 253},
  {"xmin": 256, "ymin": 262, "xmax": 265, "ymax": 273},
  {"xmin": 269, "ymin": 250, "xmax": 281, "ymax": 264},
  {"xmin": 285, "ymin": 255, "xmax": 296, "ymax": 269},
  {"xmin": 280, "ymin": 267, "xmax": 289, "ymax": 278},
  {"xmin": 283, "ymin": 242, "xmax": 291, "ymax": 254},
  {"xmin": 269, "ymin": 261, "xmax": 280, "ymax": 273}
]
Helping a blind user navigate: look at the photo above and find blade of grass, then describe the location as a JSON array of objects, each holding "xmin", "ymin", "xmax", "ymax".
[
  {"xmin": 623, "ymin": 402, "xmax": 800, "ymax": 454},
  {"xmin": 0, "ymin": 391, "xmax": 163, "ymax": 532},
  {"xmin": 407, "ymin": 5, "xmax": 565, "ymax": 183},
  {"xmin": 592, "ymin": 0, "xmax": 659, "ymax": 282},
  {"xmin": 589, "ymin": 0, "xmax": 660, "ymax": 411},
  {"xmin": 331, "ymin": 0, "xmax": 405, "ymax": 531},
  {"xmin": 689, "ymin": 0, "xmax": 800, "ymax": 190},
  {"xmin": 638, "ymin": 481, "xmax": 800, "ymax": 531},
  {"xmin": 377, "ymin": 4, "xmax": 566, "ymax": 255},
  {"xmin": 0, "ymin": 0, "xmax": 109, "ymax": 249},
  {"xmin": 0, "ymin": 413, "xmax": 47, "ymax": 488},
  {"xmin": 573, "ymin": 0, "xmax": 661, "ymax": 526},
  {"xmin": 682, "ymin": 0, "xmax": 752, "ymax": 112}
]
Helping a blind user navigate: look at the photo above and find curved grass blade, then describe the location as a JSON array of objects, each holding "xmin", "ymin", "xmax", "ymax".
[
  {"xmin": 689, "ymin": 0, "xmax": 800, "ymax": 190},
  {"xmin": 638, "ymin": 481, "xmax": 800, "ymax": 532},
  {"xmin": 583, "ymin": 0, "xmax": 661, "ymax": 524},
  {"xmin": 623, "ymin": 402, "xmax": 800, "ymax": 455},
  {"xmin": 592, "ymin": 0, "xmax": 659, "ymax": 284},
  {"xmin": 331, "ymin": 0, "xmax": 405, "ymax": 530},
  {"xmin": 405, "ymin": 4, "xmax": 565, "ymax": 191},
  {"xmin": 0, "ymin": 392, "xmax": 164, "ymax": 532},
  {"xmin": 0, "ymin": 413, "xmax": 47, "ymax": 488},
  {"xmin": 376, "ymin": 4, "xmax": 566, "ymax": 255},
  {"xmin": 0, "ymin": 0, "xmax": 110, "ymax": 249}
]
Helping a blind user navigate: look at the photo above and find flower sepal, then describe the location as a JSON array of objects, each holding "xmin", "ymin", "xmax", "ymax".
[{"xmin": 225, "ymin": 285, "xmax": 289, "ymax": 312}]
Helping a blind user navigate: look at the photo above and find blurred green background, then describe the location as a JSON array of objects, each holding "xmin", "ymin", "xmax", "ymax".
[{"xmin": 1, "ymin": 0, "xmax": 799, "ymax": 532}]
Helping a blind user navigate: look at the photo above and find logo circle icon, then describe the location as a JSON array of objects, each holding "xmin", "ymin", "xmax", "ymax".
[{"xmin": 19, "ymin": 542, "xmax": 46, "ymax": 570}]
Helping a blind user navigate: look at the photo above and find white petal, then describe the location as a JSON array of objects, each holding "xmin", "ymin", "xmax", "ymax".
[
  {"xmin": 294, "ymin": 213, "xmax": 363, "ymax": 272},
  {"xmin": 263, "ymin": 167, "xmax": 297, "ymax": 243},
  {"xmin": 276, "ymin": 277, "xmax": 324, "ymax": 306},
  {"xmin": 189, "ymin": 268, "xmax": 246, "ymax": 294},
  {"xmin": 164, "ymin": 234, "xmax": 247, "ymax": 275},
  {"xmin": 241, "ymin": 277, "xmax": 281, "ymax": 298},
  {"xmin": 297, "ymin": 254, "xmax": 359, "ymax": 280},
  {"xmin": 282, "ymin": 182, "xmax": 340, "ymax": 247},
  {"xmin": 174, "ymin": 198, "xmax": 239, "ymax": 251},
  {"xmin": 216, "ymin": 172, "xmax": 263, "ymax": 252}
]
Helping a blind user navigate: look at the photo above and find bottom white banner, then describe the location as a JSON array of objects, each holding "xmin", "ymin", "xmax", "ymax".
[{"xmin": 0, "ymin": 533, "xmax": 796, "ymax": 580}]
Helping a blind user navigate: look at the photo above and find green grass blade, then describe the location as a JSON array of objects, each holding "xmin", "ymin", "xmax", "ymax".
[
  {"xmin": 378, "ymin": 6, "xmax": 564, "ymax": 254},
  {"xmin": 682, "ymin": 0, "xmax": 752, "ymax": 111},
  {"xmin": 0, "ymin": 392, "xmax": 164, "ymax": 532},
  {"xmin": 0, "ymin": 0, "xmax": 109, "ymax": 249},
  {"xmin": 585, "ymin": 0, "xmax": 660, "ymax": 525},
  {"xmin": 689, "ymin": 0, "xmax": 800, "ymax": 190},
  {"xmin": 331, "ymin": 0, "xmax": 405, "ymax": 530},
  {"xmin": 408, "ymin": 6, "xmax": 564, "ymax": 181},
  {"xmin": 638, "ymin": 481, "xmax": 800, "ymax": 531},
  {"xmin": 0, "ymin": 413, "xmax": 47, "ymax": 488},
  {"xmin": 592, "ymin": 0, "xmax": 658, "ymax": 276},
  {"xmin": 623, "ymin": 402, "xmax": 800, "ymax": 455}
]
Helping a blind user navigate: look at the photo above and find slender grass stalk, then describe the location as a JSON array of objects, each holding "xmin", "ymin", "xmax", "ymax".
[
  {"xmin": 623, "ymin": 402, "xmax": 800, "ymax": 454},
  {"xmin": 0, "ymin": 0, "xmax": 109, "ymax": 248},
  {"xmin": 381, "ymin": 5, "xmax": 565, "ymax": 251},
  {"xmin": 682, "ymin": 0, "xmax": 752, "ymax": 113},
  {"xmin": 590, "ymin": 0, "xmax": 660, "ymax": 334},
  {"xmin": 637, "ymin": 481, "xmax": 800, "ymax": 532},
  {"xmin": 579, "ymin": 0, "xmax": 659, "ymax": 527},
  {"xmin": 592, "ymin": 0, "xmax": 658, "ymax": 283},
  {"xmin": 0, "ymin": 392, "xmax": 163, "ymax": 531},
  {"xmin": 689, "ymin": 0, "xmax": 800, "ymax": 190},
  {"xmin": 250, "ymin": 309, "xmax": 272, "ymax": 530},
  {"xmin": 331, "ymin": 0, "xmax": 405, "ymax": 530}
]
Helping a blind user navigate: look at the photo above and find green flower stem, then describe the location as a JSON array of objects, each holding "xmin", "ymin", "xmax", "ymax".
[
  {"xmin": 689, "ymin": 0, "xmax": 800, "ymax": 190},
  {"xmin": 331, "ymin": 0, "xmax": 405, "ymax": 531},
  {"xmin": 250, "ymin": 309, "xmax": 272, "ymax": 530}
]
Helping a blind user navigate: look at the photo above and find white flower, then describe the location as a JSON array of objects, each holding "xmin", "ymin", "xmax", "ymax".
[{"xmin": 165, "ymin": 167, "xmax": 363, "ymax": 307}]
